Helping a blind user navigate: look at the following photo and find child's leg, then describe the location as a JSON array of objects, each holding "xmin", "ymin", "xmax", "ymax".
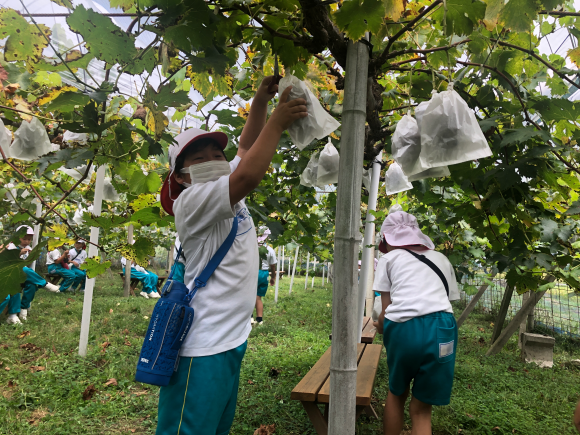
[
  {"xmin": 0, "ymin": 295, "xmax": 20, "ymax": 315},
  {"xmin": 409, "ymin": 396, "xmax": 432, "ymax": 435},
  {"xmin": 130, "ymin": 270, "xmax": 152, "ymax": 293},
  {"xmin": 21, "ymin": 267, "xmax": 47, "ymax": 309},
  {"xmin": 255, "ymin": 296, "xmax": 263, "ymax": 318},
  {"xmin": 50, "ymin": 264, "xmax": 76, "ymax": 291},
  {"xmin": 72, "ymin": 267, "xmax": 87, "ymax": 290},
  {"xmin": 383, "ymin": 388, "xmax": 409, "ymax": 435},
  {"xmin": 147, "ymin": 270, "xmax": 159, "ymax": 292}
]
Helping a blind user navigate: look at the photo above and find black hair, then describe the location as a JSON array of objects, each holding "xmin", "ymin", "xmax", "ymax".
[{"xmin": 174, "ymin": 138, "xmax": 226, "ymax": 175}]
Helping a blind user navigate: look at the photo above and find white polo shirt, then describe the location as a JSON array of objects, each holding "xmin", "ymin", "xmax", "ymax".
[
  {"xmin": 373, "ymin": 248, "xmax": 460, "ymax": 323},
  {"xmin": 7, "ymin": 242, "xmax": 30, "ymax": 260},
  {"xmin": 261, "ymin": 245, "xmax": 277, "ymax": 270},
  {"xmin": 69, "ymin": 248, "xmax": 87, "ymax": 266},
  {"xmin": 173, "ymin": 155, "xmax": 258, "ymax": 357}
]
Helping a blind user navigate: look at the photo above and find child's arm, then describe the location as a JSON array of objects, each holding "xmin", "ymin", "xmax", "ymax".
[
  {"xmin": 374, "ymin": 292, "xmax": 392, "ymax": 333},
  {"xmin": 237, "ymin": 77, "xmax": 278, "ymax": 159},
  {"xmin": 229, "ymin": 86, "xmax": 307, "ymax": 206}
]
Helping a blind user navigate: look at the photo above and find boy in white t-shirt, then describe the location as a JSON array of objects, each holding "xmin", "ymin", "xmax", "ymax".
[
  {"xmin": 156, "ymin": 77, "xmax": 307, "ymax": 434},
  {"xmin": 121, "ymin": 257, "xmax": 160, "ymax": 299},
  {"xmin": 68, "ymin": 240, "xmax": 87, "ymax": 292},
  {"xmin": 46, "ymin": 244, "xmax": 76, "ymax": 292},
  {"xmin": 1, "ymin": 226, "xmax": 60, "ymax": 324},
  {"xmin": 373, "ymin": 211, "xmax": 460, "ymax": 435},
  {"xmin": 254, "ymin": 228, "xmax": 277, "ymax": 325}
]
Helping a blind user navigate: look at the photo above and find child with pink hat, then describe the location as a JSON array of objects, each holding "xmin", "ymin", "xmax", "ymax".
[
  {"xmin": 373, "ymin": 211, "xmax": 460, "ymax": 435},
  {"xmin": 155, "ymin": 77, "xmax": 307, "ymax": 434},
  {"xmin": 1, "ymin": 225, "xmax": 60, "ymax": 324}
]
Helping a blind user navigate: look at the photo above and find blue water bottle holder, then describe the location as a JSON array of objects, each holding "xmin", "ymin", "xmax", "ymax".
[{"xmin": 135, "ymin": 217, "xmax": 238, "ymax": 386}]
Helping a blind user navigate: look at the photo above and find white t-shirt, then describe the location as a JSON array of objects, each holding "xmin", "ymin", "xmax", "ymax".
[
  {"xmin": 69, "ymin": 248, "xmax": 87, "ymax": 266},
  {"xmin": 373, "ymin": 248, "xmax": 460, "ymax": 323},
  {"xmin": 121, "ymin": 257, "xmax": 147, "ymax": 273},
  {"xmin": 173, "ymin": 155, "xmax": 258, "ymax": 357},
  {"xmin": 46, "ymin": 248, "xmax": 62, "ymax": 265},
  {"xmin": 7, "ymin": 242, "xmax": 30, "ymax": 260},
  {"xmin": 261, "ymin": 245, "xmax": 277, "ymax": 270}
]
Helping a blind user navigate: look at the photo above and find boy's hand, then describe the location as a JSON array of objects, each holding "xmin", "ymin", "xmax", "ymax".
[
  {"xmin": 255, "ymin": 76, "xmax": 279, "ymax": 105},
  {"xmin": 268, "ymin": 86, "xmax": 308, "ymax": 133},
  {"xmin": 20, "ymin": 247, "xmax": 31, "ymax": 256}
]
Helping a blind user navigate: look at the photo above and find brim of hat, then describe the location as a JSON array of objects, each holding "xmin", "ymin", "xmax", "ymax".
[
  {"xmin": 161, "ymin": 131, "xmax": 229, "ymax": 216},
  {"xmin": 383, "ymin": 231, "xmax": 435, "ymax": 250}
]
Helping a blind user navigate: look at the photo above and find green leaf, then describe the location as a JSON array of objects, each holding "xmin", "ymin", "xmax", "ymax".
[
  {"xmin": 532, "ymin": 98, "xmax": 580, "ymax": 122},
  {"xmin": 382, "ymin": 0, "xmax": 405, "ymax": 21},
  {"xmin": 131, "ymin": 207, "xmax": 171, "ymax": 227},
  {"xmin": 463, "ymin": 284, "xmax": 479, "ymax": 296},
  {"xmin": 145, "ymin": 82, "xmax": 190, "ymax": 111},
  {"xmin": 82, "ymin": 213, "xmax": 128, "ymax": 231},
  {"xmin": 36, "ymin": 53, "xmax": 95, "ymax": 72},
  {"xmin": 506, "ymin": 268, "xmax": 539, "ymax": 294},
  {"xmin": 0, "ymin": 8, "xmax": 51, "ymax": 68},
  {"xmin": 432, "ymin": 0, "xmax": 486, "ymax": 36},
  {"xmin": 0, "ymin": 241, "xmax": 47, "ymax": 301},
  {"xmin": 67, "ymin": 5, "xmax": 138, "ymax": 65},
  {"xmin": 538, "ymin": 218, "xmax": 559, "ymax": 242},
  {"xmin": 45, "ymin": 92, "xmax": 90, "ymax": 112},
  {"xmin": 500, "ymin": 0, "xmax": 540, "ymax": 33},
  {"xmin": 80, "ymin": 257, "xmax": 111, "ymax": 278},
  {"xmin": 50, "ymin": 0, "xmax": 73, "ymax": 7},
  {"xmin": 500, "ymin": 126, "xmax": 550, "ymax": 145},
  {"xmin": 116, "ymin": 237, "xmax": 155, "ymax": 267},
  {"xmin": 566, "ymin": 200, "xmax": 580, "ymax": 215},
  {"xmin": 333, "ymin": 0, "xmax": 385, "ymax": 41},
  {"xmin": 129, "ymin": 171, "xmax": 162, "ymax": 195}
]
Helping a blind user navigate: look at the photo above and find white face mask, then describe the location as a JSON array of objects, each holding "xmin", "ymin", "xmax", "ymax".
[{"xmin": 181, "ymin": 160, "xmax": 231, "ymax": 185}]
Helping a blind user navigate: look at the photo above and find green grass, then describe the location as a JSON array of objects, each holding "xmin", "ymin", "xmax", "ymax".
[{"xmin": 1, "ymin": 270, "xmax": 580, "ymax": 434}]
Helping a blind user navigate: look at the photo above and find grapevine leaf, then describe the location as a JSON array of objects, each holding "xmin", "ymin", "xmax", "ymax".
[
  {"xmin": 130, "ymin": 194, "xmax": 159, "ymax": 211},
  {"xmin": 145, "ymin": 82, "xmax": 190, "ymax": 111},
  {"xmin": 333, "ymin": 0, "xmax": 385, "ymax": 41},
  {"xmin": 49, "ymin": 0, "xmax": 73, "ymax": 7},
  {"xmin": 116, "ymin": 237, "xmax": 155, "ymax": 267},
  {"xmin": 383, "ymin": 0, "xmax": 405, "ymax": 21},
  {"xmin": 44, "ymin": 91, "xmax": 90, "ymax": 112},
  {"xmin": 538, "ymin": 218, "xmax": 559, "ymax": 242},
  {"xmin": 82, "ymin": 213, "xmax": 128, "ymax": 231},
  {"xmin": 36, "ymin": 53, "xmax": 95, "ymax": 72},
  {"xmin": 129, "ymin": 171, "xmax": 162, "ymax": 195},
  {"xmin": 532, "ymin": 98, "xmax": 580, "ymax": 122},
  {"xmin": 500, "ymin": 0, "xmax": 540, "ymax": 33},
  {"xmin": 432, "ymin": 0, "xmax": 486, "ymax": 36},
  {"xmin": 80, "ymin": 257, "xmax": 111, "ymax": 278},
  {"xmin": 67, "ymin": 5, "xmax": 139, "ymax": 65},
  {"xmin": 0, "ymin": 8, "xmax": 51, "ymax": 69},
  {"xmin": 0, "ymin": 241, "xmax": 47, "ymax": 301},
  {"xmin": 566, "ymin": 200, "xmax": 580, "ymax": 215},
  {"xmin": 500, "ymin": 126, "xmax": 550, "ymax": 145},
  {"xmin": 568, "ymin": 47, "xmax": 580, "ymax": 68}
]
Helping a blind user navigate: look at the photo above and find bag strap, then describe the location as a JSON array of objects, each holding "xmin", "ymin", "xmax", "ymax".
[
  {"xmin": 167, "ymin": 245, "xmax": 183, "ymax": 280},
  {"xmin": 401, "ymin": 249, "xmax": 449, "ymax": 297},
  {"xmin": 185, "ymin": 217, "xmax": 238, "ymax": 302}
]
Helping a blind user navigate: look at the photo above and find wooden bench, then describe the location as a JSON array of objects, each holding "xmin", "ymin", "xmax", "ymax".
[
  {"xmin": 45, "ymin": 274, "xmax": 63, "ymax": 286},
  {"xmin": 290, "ymin": 343, "xmax": 382, "ymax": 434},
  {"xmin": 118, "ymin": 273, "xmax": 168, "ymax": 296},
  {"xmin": 329, "ymin": 317, "xmax": 378, "ymax": 344}
]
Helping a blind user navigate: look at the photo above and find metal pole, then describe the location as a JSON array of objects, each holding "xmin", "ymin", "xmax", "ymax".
[
  {"xmin": 282, "ymin": 247, "xmax": 285, "ymax": 278},
  {"xmin": 79, "ymin": 165, "xmax": 106, "ymax": 357},
  {"xmin": 304, "ymin": 251, "xmax": 310, "ymax": 289},
  {"xmin": 274, "ymin": 246, "xmax": 280, "ymax": 303},
  {"xmin": 30, "ymin": 199, "xmax": 42, "ymax": 271},
  {"xmin": 322, "ymin": 262, "xmax": 325, "ymax": 285},
  {"xmin": 311, "ymin": 259, "xmax": 317, "ymax": 288},
  {"xmin": 328, "ymin": 37, "xmax": 368, "ymax": 435},
  {"xmin": 357, "ymin": 151, "xmax": 382, "ymax": 342},
  {"xmin": 123, "ymin": 224, "xmax": 134, "ymax": 298},
  {"xmin": 289, "ymin": 246, "xmax": 299, "ymax": 294}
]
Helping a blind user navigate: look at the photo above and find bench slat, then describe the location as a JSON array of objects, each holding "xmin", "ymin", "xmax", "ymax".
[
  {"xmin": 316, "ymin": 343, "xmax": 366, "ymax": 404},
  {"xmin": 354, "ymin": 344, "xmax": 382, "ymax": 406},
  {"xmin": 290, "ymin": 347, "xmax": 332, "ymax": 402},
  {"xmin": 361, "ymin": 317, "xmax": 377, "ymax": 344}
]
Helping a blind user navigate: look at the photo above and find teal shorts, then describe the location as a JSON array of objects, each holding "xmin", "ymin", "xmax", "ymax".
[
  {"xmin": 257, "ymin": 270, "xmax": 269, "ymax": 297},
  {"xmin": 156, "ymin": 341, "xmax": 247, "ymax": 435},
  {"xmin": 383, "ymin": 311, "xmax": 457, "ymax": 406}
]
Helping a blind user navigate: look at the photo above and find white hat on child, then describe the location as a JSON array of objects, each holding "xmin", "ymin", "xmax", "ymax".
[{"xmin": 16, "ymin": 225, "xmax": 34, "ymax": 235}]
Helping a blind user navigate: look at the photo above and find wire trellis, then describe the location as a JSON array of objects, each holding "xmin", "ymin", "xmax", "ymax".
[{"xmin": 459, "ymin": 275, "xmax": 580, "ymax": 338}]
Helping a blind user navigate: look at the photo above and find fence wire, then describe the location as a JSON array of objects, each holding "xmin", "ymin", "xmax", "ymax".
[{"xmin": 460, "ymin": 275, "xmax": 580, "ymax": 338}]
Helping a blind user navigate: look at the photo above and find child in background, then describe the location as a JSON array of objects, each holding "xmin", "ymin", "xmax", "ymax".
[
  {"xmin": 254, "ymin": 227, "xmax": 277, "ymax": 325},
  {"xmin": 1, "ymin": 225, "xmax": 60, "ymax": 324},
  {"xmin": 156, "ymin": 77, "xmax": 307, "ymax": 434},
  {"xmin": 68, "ymin": 240, "xmax": 87, "ymax": 292},
  {"xmin": 46, "ymin": 244, "xmax": 76, "ymax": 292},
  {"xmin": 373, "ymin": 211, "xmax": 460, "ymax": 435},
  {"xmin": 121, "ymin": 257, "xmax": 160, "ymax": 299}
]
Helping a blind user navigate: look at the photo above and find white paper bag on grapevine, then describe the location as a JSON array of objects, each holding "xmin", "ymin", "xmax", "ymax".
[
  {"xmin": 414, "ymin": 100, "xmax": 431, "ymax": 127},
  {"xmin": 60, "ymin": 164, "xmax": 94, "ymax": 185},
  {"xmin": 10, "ymin": 117, "xmax": 52, "ymax": 161},
  {"xmin": 279, "ymin": 74, "xmax": 340, "ymax": 149},
  {"xmin": 385, "ymin": 162, "xmax": 413, "ymax": 195},
  {"xmin": 407, "ymin": 166, "xmax": 450, "ymax": 182},
  {"xmin": 63, "ymin": 130, "xmax": 88, "ymax": 145},
  {"xmin": 300, "ymin": 152, "xmax": 319, "ymax": 187},
  {"xmin": 103, "ymin": 177, "xmax": 120, "ymax": 201},
  {"xmin": 73, "ymin": 206, "xmax": 85, "ymax": 225},
  {"xmin": 389, "ymin": 203, "xmax": 404, "ymax": 213},
  {"xmin": 417, "ymin": 83, "xmax": 492, "ymax": 169},
  {"xmin": 391, "ymin": 114, "xmax": 421, "ymax": 175},
  {"xmin": 0, "ymin": 119, "xmax": 12, "ymax": 159},
  {"xmin": 316, "ymin": 138, "xmax": 340, "ymax": 186}
]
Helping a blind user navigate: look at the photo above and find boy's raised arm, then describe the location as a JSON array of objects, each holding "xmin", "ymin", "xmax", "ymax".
[
  {"xmin": 230, "ymin": 86, "xmax": 307, "ymax": 206},
  {"xmin": 237, "ymin": 77, "xmax": 278, "ymax": 158}
]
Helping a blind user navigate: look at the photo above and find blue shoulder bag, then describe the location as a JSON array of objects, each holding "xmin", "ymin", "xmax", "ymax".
[{"xmin": 135, "ymin": 217, "xmax": 238, "ymax": 386}]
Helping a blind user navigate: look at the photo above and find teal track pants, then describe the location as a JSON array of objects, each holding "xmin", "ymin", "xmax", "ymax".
[
  {"xmin": 0, "ymin": 266, "xmax": 48, "ymax": 314},
  {"xmin": 47, "ymin": 264, "xmax": 76, "ymax": 291},
  {"xmin": 70, "ymin": 266, "xmax": 87, "ymax": 290},
  {"xmin": 123, "ymin": 268, "xmax": 155, "ymax": 293}
]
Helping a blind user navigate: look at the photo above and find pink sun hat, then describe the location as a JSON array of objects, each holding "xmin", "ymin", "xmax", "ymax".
[
  {"xmin": 380, "ymin": 211, "xmax": 434, "ymax": 250},
  {"xmin": 160, "ymin": 128, "xmax": 228, "ymax": 216}
]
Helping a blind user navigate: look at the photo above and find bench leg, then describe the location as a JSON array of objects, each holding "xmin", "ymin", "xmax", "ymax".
[
  {"xmin": 301, "ymin": 402, "xmax": 328, "ymax": 435},
  {"xmin": 363, "ymin": 404, "xmax": 378, "ymax": 420}
]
